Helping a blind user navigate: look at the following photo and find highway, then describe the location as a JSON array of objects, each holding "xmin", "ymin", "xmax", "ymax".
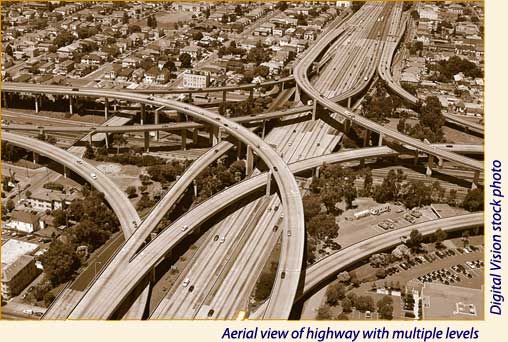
[
  {"xmin": 3, "ymin": 84, "xmax": 305, "ymax": 319},
  {"xmin": 377, "ymin": 10, "xmax": 484, "ymax": 134},
  {"xmin": 2, "ymin": 132, "xmax": 140, "ymax": 237},
  {"xmin": 151, "ymin": 3, "xmax": 404, "ymax": 319},
  {"xmin": 293, "ymin": 4, "xmax": 484, "ymax": 172}
]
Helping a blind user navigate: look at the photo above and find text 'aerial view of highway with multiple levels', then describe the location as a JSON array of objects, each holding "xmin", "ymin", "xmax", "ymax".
[{"xmin": 1, "ymin": 1, "xmax": 484, "ymax": 321}]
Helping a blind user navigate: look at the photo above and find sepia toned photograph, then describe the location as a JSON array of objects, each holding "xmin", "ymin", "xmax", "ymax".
[{"xmin": 1, "ymin": 1, "xmax": 484, "ymax": 321}]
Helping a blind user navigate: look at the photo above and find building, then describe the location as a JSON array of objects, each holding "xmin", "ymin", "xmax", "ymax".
[
  {"xmin": 7, "ymin": 210, "xmax": 45, "ymax": 233},
  {"xmin": 421, "ymin": 283, "xmax": 483, "ymax": 320},
  {"xmin": 2, "ymin": 255, "xmax": 39, "ymax": 300},
  {"xmin": 183, "ymin": 71, "xmax": 210, "ymax": 89}
]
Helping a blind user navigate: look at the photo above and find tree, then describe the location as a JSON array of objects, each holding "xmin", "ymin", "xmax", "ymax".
[
  {"xmin": 5, "ymin": 44, "xmax": 12, "ymax": 56},
  {"xmin": 316, "ymin": 305, "xmax": 332, "ymax": 320},
  {"xmin": 122, "ymin": 12, "xmax": 129, "ymax": 24},
  {"xmin": 342, "ymin": 298, "xmax": 353, "ymax": 313},
  {"xmin": 307, "ymin": 213, "xmax": 339, "ymax": 240},
  {"xmin": 147, "ymin": 15, "xmax": 157, "ymax": 29},
  {"xmin": 462, "ymin": 188, "xmax": 484, "ymax": 212},
  {"xmin": 6, "ymin": 199, "xmax": 15, "ymax": 212},
  {"xmin": 127, "ymin": 24, "xmax": 141, "ymax": 34},
  {"xmin": 41, "ymin": 240, "xmax": 81, "ymax": 286},
  {"xmin": 179, "ymin": 53, "xmax": 192, "ymax": 68},
  {"xmin": 192, "ymin": 31, "xmax": 203, "ymax": 41},
  {"xmin": 326, "ymin": 282, "xmax": 347, "ymax": 306},
  {"xmin": 377, "ymin": 296, "xmax": 394, "ymax": 320},
  {"xmin": 355, "ymin": 296, "xmax": 375, "ymax": 312},
  {"xmin": 52, "ymin": 209, "xmax": 67, "ymax": 227},
  {"xmin": 303, "ymin": 194, "xmax": 321, "ymax": 222},
  {"xmin": 420, "ymin": 96, "xmax": 445, "ymax": 132},
  {"xmin": 112, "ymin": 133, "xmax": 127, "ymax": 154},
  {"xmin": 126, "ymin": 186, "xmax": 137, "ymax": 198},
  {"xmin": 337, "ymin": 313, "xmax": 349, "ymax": 320},
  {"xmin": 447, "ymin": 189, "xmax": 458, "ymax": 206},
  {"xmin": 408, "ymin": 229, "xmax": 423, "ymax": 249},
  {"xmin": 362, "ymin": 168, "xmax": 373, "ymax": 196},
  {"xmin": 84, "ymin": 143, "xmax": 95, "ymax": 159},
  {"xmin": 433, "ymin": 228, "xmax": 447, "ymax": 248}
]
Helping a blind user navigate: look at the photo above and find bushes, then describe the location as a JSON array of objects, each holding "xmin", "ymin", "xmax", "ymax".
[{"xmin": 43, "ymin": 182, "xmax": 64, "ymax": 191}]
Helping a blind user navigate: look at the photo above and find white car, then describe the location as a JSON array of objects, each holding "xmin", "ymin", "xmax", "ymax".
[
  {"xmin": 181, "ymin": 225, "xmax": 189, "ymax": 232},
  {"xmin": 182, "ymin": 278, "xmax": 190, "ymax": 287},
  {"xmin": 219, "ymin": 236, "xmax": 226, "ymax": 244},
  {"xmin": 90, "ymin": 173, "xmax": 97, "ymax": 180}
]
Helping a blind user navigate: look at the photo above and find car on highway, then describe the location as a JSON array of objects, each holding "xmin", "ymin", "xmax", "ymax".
[
  {"xmin": 281, "ymin": 271, "xmax": 286, "ymax": 279},
  {"xmin": 219, "ymin": 236, "xmax": 225, "ymax": 244},
  {"xmin": 188, "ymin": 285, "xmax": 195, "ymax": 292},
  {"xmin": 181, "ymin": 225, "xmax": 189, "ymax": 232},
  {"xmin": 75, "ymin": 160, "xmax": 83, "ymax": 164},
  {"xmin": 182, "ymin": 278, "xmax": 190, "ymax": 287},
  {"xmin": 90, "ymin": 173, "xmax": 97, "ymax": 180},
  {"xmin": 213, "ymin": 234, "xmax": 219, "ymax": 242},
  {"xmin": 207, "ymin": 309, "xmax": 214, "ymax": 317}
]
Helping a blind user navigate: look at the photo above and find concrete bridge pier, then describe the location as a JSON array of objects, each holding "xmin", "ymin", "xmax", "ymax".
[
  {"xmin": 88, "ymin": 133, "xmax": 94, "ymax": 146},
  {"xmin": 105, "ymin": 133, "xmax": 110, "ymax": 149},
  {"xmin": 266, "ymin": 171, "xmax": 272, "ymax": 197},
  {"xmin": 363, "ymin": 130, "xmax": 371, "ymax": 147},
  {"xmin": 437, "ymin": 157, "xmax": 444, "ymax": 168},
  {"xmin": 140, "ymin": 104, "xmax": 146, "ymax": 125},
  {"xmin": 144, "ymin": 132, "xmax": 150, "ymax": 152},
  {"xmin": 246, "ymin": 145, "xmax": 254, "ymax": 176},
  {"xmin": 314, "ymin": 166, "xmax": 320, "ymax": 179},
  {"xmin": 222, "ymin": 90, "xmax": 227, "ymax": 105},
  {"xmin": 472, "ymin": 170, "xmax": 480, "ymax": 189},
  {"xmin": 69, "ymin": 96, "xmax": 74, "ymax": 114},
  {"xmin": 193, "ymin": 180, "xmax": 198, "ymax": 198},
  {"xmin": 63, "ymin": 166, "xmax": 68, "ymax": 178},
  {"xmin": 294, "ymin": 85, "xmax": 301, "ymax": 104},
  {"xmin": 236, "ymin": 141, "xmax": 242, "ymax": 160},
  {"xmin": 35, "ymin": 96, "xmax": 40, "ymax": 113},
  {"xmin": 249, "ymin": 88, "xmax": 254, "ymax": 101},
  {"xmin": 344, "ymin": 118, "xmax": 351, "ymax": 134},
  {"xmin": 413, "ymin": 149, "xmax": 419, "ymax": 166},
  {"xmin": 104, "ymin": 98, "xmax": 110, "ymax": 119},
  {"xmin": 347, "ymin": 97, "xmax": 351, "ymax": 109},
  {"xmin": 312, "ymin": 99, "xmax": 317, "ymax": 121},
  {"xmin": 153, "ymin": 108, "xmax": 160, "ymax": 141},
  {"xmin": 180, "ymin": 129, "xmax": 187, "ymax": 150},
  {"xmin": 378, "ymin": 133, "xmax": 383, "ymax": 146},
  {"xmin": 426, "ymin": 155, "xmax": 434, "ymax": 177},
  {"xmin": 32, "ymin": 152, "xmax": 39, "ymax": 164},
  {"xmin": 261, "ymin": 120, "xmax": 266, "ymax": 139},
  {"xmin": 192, "ymin": 128, "xmax": 199, "ymax": 145}
]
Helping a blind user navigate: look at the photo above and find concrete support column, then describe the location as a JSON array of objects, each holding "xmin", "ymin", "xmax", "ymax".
[
  {"xmin": 312, "ymin": 99, "xmax": 317, "ymax": 121},
  {"xmin": 88, "ymin": 133, "xmax": 93, "ymax": 146},
  {"xmin": 314, "ymin": 166, "xmax": 320, "ymax": 178},
  {"xmin": 144, "ymin": 132, "xmax": 150, "ymax": 152},
  {"xmin": 236, "ymin": 141, "xmax": 242, "ymax": 160},
  {"xmin": 246, "ymin": 145, "xmax": 254, "ymax": 176},
  {"xmin": 344, "ymin": 119, "xmax": 351, "ymax": 133},
  {"xmin": 437, "ymin": 157, "xmax": 444, "ymax": 168},
  {"xmin": 471, "ymin": 170, "xmax": 480, "ymax": 189},
  {"xmin": 347, "ymin": 97, "xmax": 351, "ymax": 109},
  {"xmin": 140, "ymin": 104, "xmax": 146, "ymax": 125},
  {"xmin": 222, "ymin": 90, "xmax": 227, "ymax": 104},
  {"xmin": 209, "ymin": 127, "xmax": 214, "ymax": 146},
  {"xmin": 105, "ymin": 134, "xmax": 110, "ymax": 149},
  {"xmin": 104, "ymin": 98, "xmax": 109, "ymax": 119},
  {"xmin": 413, "ymin": 149, "xmax": 419, "ymax": 166},
  {"xmin": 35, "ymin": 96, "xmax": 40, "ymax": 113},
  {"xmin": 32, "ymin": 152, "xmax": 39, "ymax": 164},
  {"xmin": 69, "ymin": 96, "xmax": 74, "ymax": 114},
  {"xmin": 363, "ymin": 130, "xmax": 370, "ymax": 147},
  {"xmin": 266, "ymin": 171, "xmax": 272, "ymax": 197},
  {"xmin": 249, "ymin": 88, "xmax": 254, "ymax": 101},
  {"xmin": 426, "ymin": 155, "xmax": 434, "ymax": 177},
  {"xmin": 378, "ymin": 133, "xmax": 383, "ymax": 146},
  {"xmin": 359, "ymin": 158, "xmax": 365, "ymax": 168},
  {"xmin": 188, "ymin": 92, "xmax": 192, "ymax": 102},
  {"xmin": 181, "ymin": 129, "xmax": 187, "ymax": 150},
  {"xmin": 113, "ymin": 101, "xmax": 118, "ymax": 115},
  {"xmin": 63, "ymin": 166, "xmax": 68, "ymax": 178},
  {"xmin": 193, "ymin": 180, "xmax": 198, "ymax": 198},
  {"xmin": 192, "ymin": 128, "xmax": 199, "ymax": 145},
  {"xmin": 153, "ymin": 108, "xmax": 160, "ymax": 141},
  {"xmin": 280, "ymin": 81, "xmax": 285, "ymax": 93},
  {"xmin": 294, "ymin": 85, "xmax": 301, "ymax": 104},
  {"xmin": 261, "ymin": 120, "xmax": 266, "ymax": 139}
]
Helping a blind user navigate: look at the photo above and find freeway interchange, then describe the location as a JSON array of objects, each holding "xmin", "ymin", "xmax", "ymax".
[{"xmin": 1, "ymin": 2, "xmax": 483, "ymax": 321}]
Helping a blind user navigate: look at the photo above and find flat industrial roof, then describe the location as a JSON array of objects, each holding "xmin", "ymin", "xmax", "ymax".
[
  {"xmin": 1, "ymin": 238, "xmax": 39, "ymax": 268},
  {"xmin": 421, "ymin": 282, "xmax": 483, "ymax": 320}
]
